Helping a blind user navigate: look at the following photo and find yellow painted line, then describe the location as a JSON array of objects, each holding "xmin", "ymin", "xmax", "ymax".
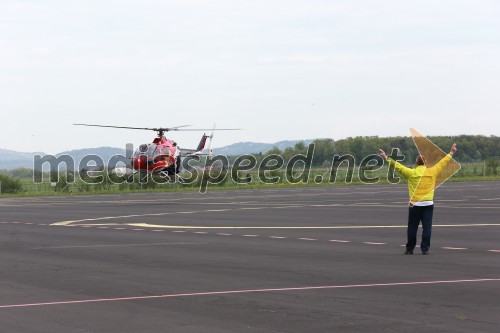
[
  {"xmin": 439, "ymin": 205, "xmax": 500, "ymax": 209},
  {"xmin": 49, "ymin": 204, "xmax": 343, "ymax": 226},
  {"xmin": 50, "ymin": 201, "xmax": 500, "ymax": 227},
  {"xmin": 60, "ymin": 222, "xmax": 500, "ymax": 230},
  {"xmin": 51, "ymin": 211, "xmax": 203, "ymax": 226}
]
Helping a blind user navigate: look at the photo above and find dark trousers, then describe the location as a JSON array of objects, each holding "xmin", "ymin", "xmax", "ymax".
[{"xmin": 407, "ymin": 205, "xmax": 434, "ymax": 252}]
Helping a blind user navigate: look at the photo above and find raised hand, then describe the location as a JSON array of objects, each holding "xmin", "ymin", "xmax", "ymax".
[
  {"xmin": 379, "ymin": 149, "xmax": 388, "ymax": 160},
  {"xmin": 450, "ymin": 143, "xmax": 457, "ymax": 155}
]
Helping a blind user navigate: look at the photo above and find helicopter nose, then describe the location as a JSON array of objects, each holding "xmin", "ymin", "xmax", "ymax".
[{"xmin": 133, "ymin": 157, "xmax": 147, "ymax": 170}]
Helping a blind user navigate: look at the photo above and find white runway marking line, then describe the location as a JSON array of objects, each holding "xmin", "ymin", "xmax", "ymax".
[
  {"xmin": 83, "ymin": 227, "xmax": 480, "ymax": 252},
  {"xmin": 8, "ymin": 221, "xmax": 495, "ymax": 253},
  {"xmin": 31, "ymin": 242, "xmax": 200, "ymax": 250},
  {"xmin": 1, "ymin": 278, "xmax": 499, "ymax": 309}
]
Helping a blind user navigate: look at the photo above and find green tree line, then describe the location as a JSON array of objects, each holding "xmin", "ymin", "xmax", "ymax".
[{"xmin": 250, "ymin": 135, "xmax": 499, "ymax": 167}]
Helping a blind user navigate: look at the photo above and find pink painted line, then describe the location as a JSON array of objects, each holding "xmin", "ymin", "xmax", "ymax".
[
  {"xmin": 97, "ymin": 227, "xmax": 109, "ymax": 229},
  {"xmin": 329, "ymin": 240, "xmax": 350, "ymax": 243},
  {"xmin": 38, "ymin": 224, "xmax": 48, "ymax": 226},
  {"xmin": 442, "ymin": 247, "xmax": 468, "ymax": 250},
  {"xmin": 193, "ymin": 232, "xmax": 208, "ymax": 234},
  {"xmin": 171, "ymin": 231, "xmax": 186, "ymax": 233},
  {"xmin": 0, "ymin": 278, "xmax": 499, "ymax": 309},
  {"xmin": 24, "ymin": 223, "xmax": 34, "ymax": 225},
  {"xmin": 217, "ymin": 233, "xmax": 232, "ymax": 236},
  {"xmin": 151, "ymin": 230, "xmax": 165, "ymax": 232},
  {"xmin": 131, "ymin": 229, "xmax": 144, "ymax": 231},
  {"xmin": 80, "ymin": 226, "xmax": 92, "ymax": 228},
  {"xmin": 242, "ymin": 235, "xmax": 259, "ymax": 237},
  {"xmin": 269, "ymin": 236, "xmax": 287, "ymax": 239},
  {"xmin": 364, "ymin": 242, "xmax": 386, "ymax": 245},
  {"xmin": 298, "ymin": 238, "xmax": 317, "ymax": 241},
  {"xmin": 114, "ymin": 228, "xmax": 126, "ymax": 230},
  {"xmin": 488, "ymin": 250, "xmax": 500, "ymax": 253}
]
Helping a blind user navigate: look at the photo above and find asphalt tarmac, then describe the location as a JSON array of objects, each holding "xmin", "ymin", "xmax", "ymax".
[{"xmin": 0, "ymin": 181, "xmax": 499, "ymax": 332}]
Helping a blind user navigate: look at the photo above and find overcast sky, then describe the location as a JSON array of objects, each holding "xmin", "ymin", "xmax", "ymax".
[{"xmin": 1, "ymin": 0, "xmax": 499, "ymax": 154}]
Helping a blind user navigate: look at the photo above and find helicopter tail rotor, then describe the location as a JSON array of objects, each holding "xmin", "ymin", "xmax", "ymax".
[{"xmin": 206, "ymin": 123, "xmax": 216, "ymax": 157}]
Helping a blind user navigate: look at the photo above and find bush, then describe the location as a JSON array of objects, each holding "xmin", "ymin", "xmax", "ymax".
[
  {"xmin": 0, "ymin": 174, "xmax": 23, "ymax": 194},
  {"xmin": 486, "ymin": 157, "xmax": 499, "ymax": 176},
  {"xmin": 54, "ymin": 174, "xmax": 70, "ymax": 192}
]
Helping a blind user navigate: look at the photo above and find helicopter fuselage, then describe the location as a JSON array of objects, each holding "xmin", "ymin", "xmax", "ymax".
[{"xmin": 132, "ymin": 137, "xmax": 179, "ymax": 173}]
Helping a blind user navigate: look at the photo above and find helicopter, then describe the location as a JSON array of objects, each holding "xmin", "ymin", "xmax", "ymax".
[{"xmin": 73, "ymin": 123, "xmax": 238, "ymax": 180}]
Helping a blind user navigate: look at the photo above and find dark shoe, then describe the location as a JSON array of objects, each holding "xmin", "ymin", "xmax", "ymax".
[
  {"xmin": 404, "ymin": 251, "xmax": 413, "ymax": 255},
  {"xmin": 422, "ymin": 251, "xmax": 429, "ymax": 255}
]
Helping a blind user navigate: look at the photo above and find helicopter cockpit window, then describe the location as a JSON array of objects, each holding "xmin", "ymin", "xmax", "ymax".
[
  {"xmin": 135, "ymin": 144, "xmax": 158, "ymax": 158},
  {"xmin": 147, "ymin": 144, "xmax": 158, "ymax": 157}
]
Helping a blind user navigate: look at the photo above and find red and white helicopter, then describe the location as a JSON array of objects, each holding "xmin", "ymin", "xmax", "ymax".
[{"xmin": 74, "ymin": 123, "xmax": 238, "ymax": 179}]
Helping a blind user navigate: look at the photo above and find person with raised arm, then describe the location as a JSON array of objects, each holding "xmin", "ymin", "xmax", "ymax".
[{"xmin": 379, "ymin": 144, "xmax": 457, "ymax": 255}]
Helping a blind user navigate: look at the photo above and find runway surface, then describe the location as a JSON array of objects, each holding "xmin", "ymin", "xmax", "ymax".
[{"xmin": 0, "ymin": 181, "xmax": 499, "ymax": 332}]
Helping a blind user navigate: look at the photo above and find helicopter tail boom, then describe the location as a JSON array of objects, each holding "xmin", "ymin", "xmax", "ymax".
[{"xmin": 196, "ymin": 134, "xmax": 209, "ymax": 152}]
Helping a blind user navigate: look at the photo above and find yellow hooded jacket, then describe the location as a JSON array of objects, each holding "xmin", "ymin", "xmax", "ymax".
[{"xmin": 387, "ymin": 153, "xmax": 453, "ymax": 203}]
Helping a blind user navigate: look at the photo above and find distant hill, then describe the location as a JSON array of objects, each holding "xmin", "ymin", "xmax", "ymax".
[
  {"xmin": 0, "ymin": 149, "xmax": 46, "ymax": 170},
  {"xmin": 0, "ymin": 140, "xmax": 310, "ymax": 170},
  {"xmin": 213, "ymin": 140, "xmax": 314, "ymax": 156},
  {"xmin": 0, "ymin": 147, "xmax": 126, "ymax": 170},
  {"xmin": 2, "ymin": 135, "xmax": 498, "ymax": 171},
  {"xmin": 56, "ymin": 147, "xmax": 127, "ymax": 170}
]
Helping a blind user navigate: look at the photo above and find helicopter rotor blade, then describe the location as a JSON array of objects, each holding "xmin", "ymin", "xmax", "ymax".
[
  {"xmin": 73, "ymin": 124, "xmax": 241, "ymax": 133},
  {"xmin": 164, "ymin": 125, "xmax": 192, "ymax": 130},
  {"xmin": 74, "ymin": 124, "xmax": 195, "ymax": 132},
  {"xmin": 73, "ymin": 124, "xmax": 160, "ymax": 131},
  {"xmin": 174, "ymin": 128, "xmax": 241, "ymax": 131}
]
